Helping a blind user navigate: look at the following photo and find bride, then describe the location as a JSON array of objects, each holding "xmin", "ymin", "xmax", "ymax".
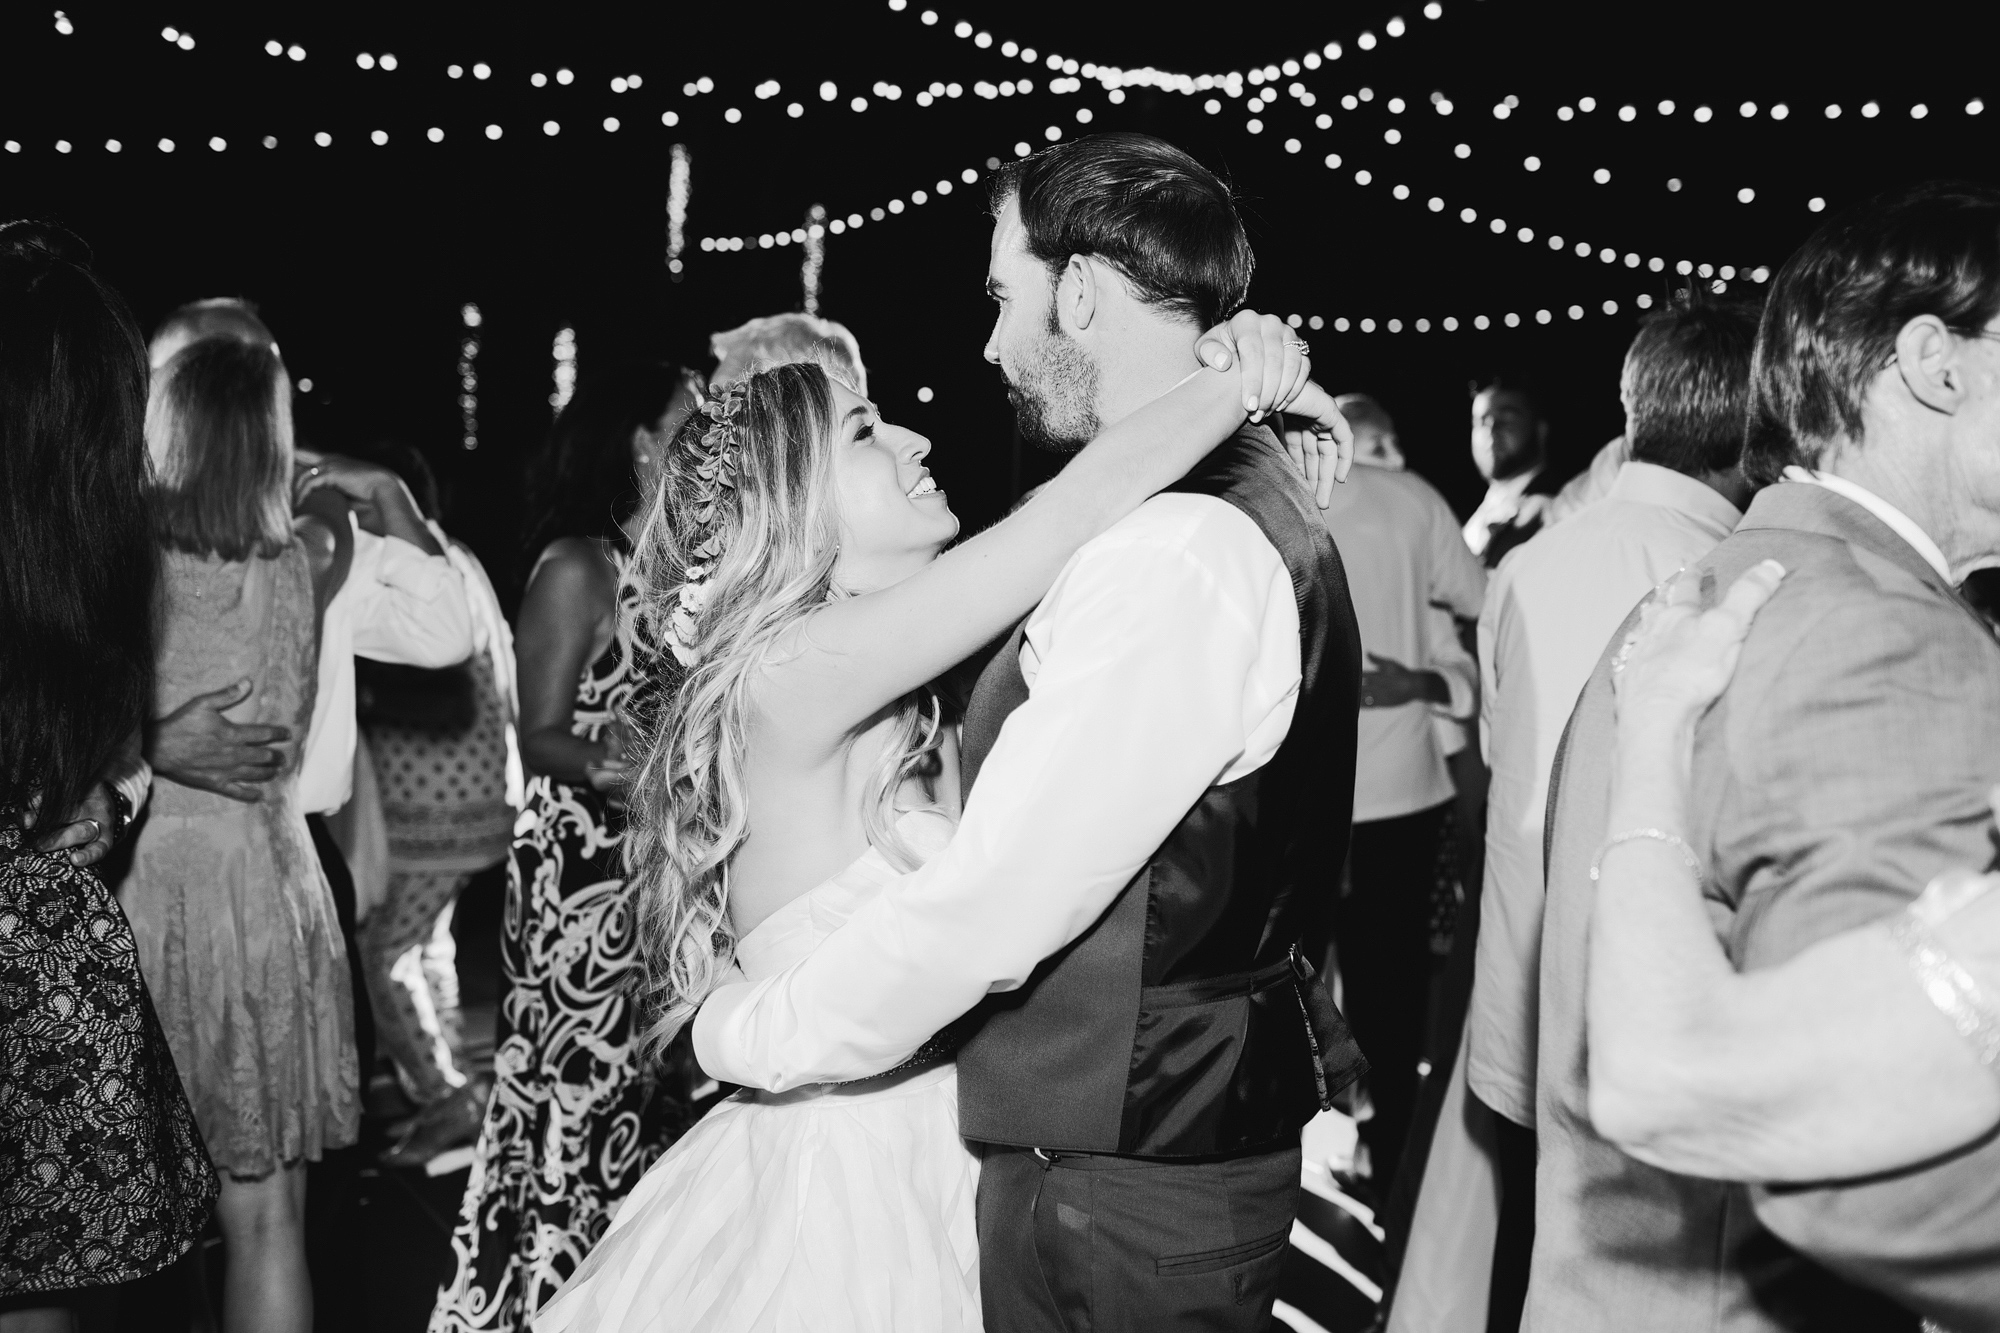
[{"xmin": 529, "ymin": 312, "xmax": 1345, "ymax": 1332}]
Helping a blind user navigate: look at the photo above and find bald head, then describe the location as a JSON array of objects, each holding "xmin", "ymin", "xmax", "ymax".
[
  {"xmin": 1336, "ymin": 392, "xmax": 1406, "ymax": 470},
  {"xmin": 150, "ymin": 299, "xmax": 276, "ymax": 370},
  {"xmin": 709, "ymin": 312, "xmax": 866, "ymax": 395}
]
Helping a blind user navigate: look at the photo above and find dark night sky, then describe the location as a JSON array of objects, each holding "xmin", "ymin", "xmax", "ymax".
[{"xmin": 4, "ymin": 0, "xmax": 1993, "ymax": 599}]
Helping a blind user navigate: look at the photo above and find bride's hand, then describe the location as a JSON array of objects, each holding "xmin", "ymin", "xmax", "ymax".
[
  {"xmin": 1611, "ymin": 560, "xmax": 1786, "ymax": 731},
  {"xmin": 1192, "ymin": 311, "xmax": 1350, "ymax": 506},
  {"xmin": 1278, "ymin": 382, "xmax": 1354, "ymax": 506},
  {"xmin": 1195, "ymin": 309, "xmax": 1314, "ymax": 421}
]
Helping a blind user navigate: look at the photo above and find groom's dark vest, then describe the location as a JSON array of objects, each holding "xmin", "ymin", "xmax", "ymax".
[{"xmin": 953, "ymin": 425, "xmax": 1367, "ymax": 1158}]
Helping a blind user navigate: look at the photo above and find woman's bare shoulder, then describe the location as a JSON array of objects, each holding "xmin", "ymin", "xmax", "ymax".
[{"xmin": 526, "ymin": 537, "xmax": 620, "ymax": 597}]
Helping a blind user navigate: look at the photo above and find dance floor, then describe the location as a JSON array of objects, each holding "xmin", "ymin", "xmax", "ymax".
[{"xmin": 102, "ymin": 863, "xmax": 1383, "ymax": 1332}]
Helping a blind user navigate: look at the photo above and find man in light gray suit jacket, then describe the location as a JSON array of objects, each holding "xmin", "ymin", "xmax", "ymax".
[{"xmin": 1528, "ymin": 182, "xmax": 2000, "ymax": 1332}]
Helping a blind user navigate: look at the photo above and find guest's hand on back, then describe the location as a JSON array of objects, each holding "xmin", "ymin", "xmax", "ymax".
[
  {"xmin": 148, "ymin": 677, "xmax": 290, "ymax": 803},
  {"xmin": 1193, "ymin": 310, "xmax": 1353, "ymax": 506},
  {"xmin": 1610, "ymin": 560, "xmax": 1786, "ymax": 736},
  {"xmin": 33, "ymin": 781, "xmax": 119, "ymax": 867}
]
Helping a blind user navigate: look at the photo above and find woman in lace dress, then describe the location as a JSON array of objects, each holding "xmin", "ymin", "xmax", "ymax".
[
  {"xmin": 431, "ymin": 363, "xmax": 705, "ymax": 1332},
  {"xmin": 536, "ymin": 312, "xmax": 1342, "ymax": 1330},
  {"xmin": 120, "ymin": 337, "xmax": 356, "ymax": 1333},
  {"xmin": 0, "ymin": 223, "xmax": 216, "ymax": 1330}
]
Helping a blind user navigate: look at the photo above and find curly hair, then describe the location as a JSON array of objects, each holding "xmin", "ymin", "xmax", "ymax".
[{"xmin": 623, "ymin": 361, "xmax": 941, "ymax": 1062}]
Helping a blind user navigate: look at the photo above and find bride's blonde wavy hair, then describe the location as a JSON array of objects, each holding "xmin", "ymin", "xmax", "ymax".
[{"xmin": 626, "ymin": 360, "xmax": 942, "ymax": 1063}]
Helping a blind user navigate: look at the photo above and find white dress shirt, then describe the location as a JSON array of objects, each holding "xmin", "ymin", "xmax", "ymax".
[
  {"xmin": 1545, "ymin": 435, "xmax": 1631, "ymax": 527},
  {"xmin": 1462, "ymin": 467, "xmax": 1545, "ymax": 558},
  {"xmin": 1322, "ymin": 463, "xmax": 1487, "ymax": 822},
  {"xmin": 1782, "ymin": 466, "xmax": 1952, "ymax": 581},
  {"xmin": 298, "ymin": 517, "xmax": 474, "ymax": 815},
  {"xmin": 693, "ymin": 487, "xmax": 1304, "ymax": 1091},
  {"xmin": 1468, "ymin": 462, "xmax": 1741, "ymax": 1126}
]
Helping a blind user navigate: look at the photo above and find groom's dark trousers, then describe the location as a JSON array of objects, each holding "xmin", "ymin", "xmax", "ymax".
[
  {"xmin": 956, "ymin": 429, "xmax": 1366, "ymax": 1332},
  {"xmin": 978, "ymin": 1143, "xmax": 1301, "ymax": 1332}
]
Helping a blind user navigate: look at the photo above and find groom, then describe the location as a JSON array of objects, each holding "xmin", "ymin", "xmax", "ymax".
[{"xmin": 694, "ymin": 132, "xmax": 1365, "ymax": 1331}]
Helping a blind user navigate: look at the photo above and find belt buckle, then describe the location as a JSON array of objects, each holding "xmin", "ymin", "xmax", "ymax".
[{"xmin": 1032, "ymin": 1147, "xmax": 1058, "ymax": 1165}]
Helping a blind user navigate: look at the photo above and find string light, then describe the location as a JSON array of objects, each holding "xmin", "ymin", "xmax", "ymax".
[
  {"xmin": 801, "ymin": 204, "xmax": 829, "ymax": 314},
  {"xmin": 700, "ymin": 164, "xmax": 979, "ymax": 254},
  {"xmin": 550, "ymin": 326, "xmax": 577, "ymax": 411},
  {"xmin": 1301, "ymin": 291, "xmax": 1687, "ymax": 333},
  {"xmin": 459, "ymin": 304, "xmax": 482, "ymax": 451},
  {"xmin": 666, "ymin": 142, "xmax": 692, "ymax": 278}
]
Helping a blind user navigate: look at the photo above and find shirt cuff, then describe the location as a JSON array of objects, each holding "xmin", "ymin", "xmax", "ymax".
[
  {"xmin": 690, "ymin": 980, "xmax": 761, "ymax": 1088},
  {"xmin": 1432, "ymin": 659, "xmax": 1478, "ymax": 719},
  {"xmin": 112, "ymin": 757, "xmax": 153, "ymax": 819},
  {"xmin": 371, "ymin": 532, "xmax": 458, "ymax": 599}
]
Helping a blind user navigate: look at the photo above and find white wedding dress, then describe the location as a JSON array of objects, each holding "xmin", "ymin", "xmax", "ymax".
[{"xmin": 531, "ymin": 809, "xmax": 982, "ymax": 1333}]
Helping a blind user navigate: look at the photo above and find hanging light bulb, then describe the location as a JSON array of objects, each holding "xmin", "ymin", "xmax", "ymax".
[{"xmin": 550, "ymin": 327, "xmax": 577, "ymax": 411}]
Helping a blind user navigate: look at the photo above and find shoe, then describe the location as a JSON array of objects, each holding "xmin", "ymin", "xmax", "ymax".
[
  {"xmin": 365, "ymin": 1068, "xmax": 418, "ymax": 1126},
  {"xmin": 378, "ymin": 1079, "xmax": 490, "ymax": 1169}
]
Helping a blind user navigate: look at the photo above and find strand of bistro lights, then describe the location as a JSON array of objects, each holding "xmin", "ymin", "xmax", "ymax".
[
  {"xmin": 0, "ymin": 98, "xmax": 1783, "ymax": 284},
  {"xmin": 1294, "ymin": 280, "xmax": 1758, "ymax": 337},
  {"xmin": 21, "ymin": 11, "xmax": 1956, "ymax": 285},
  {"xmin": 1252, "ymin": 83, "xmax": 1991, "ymax": 218},
  {"xmin": 690, "ymin": 97, "xmax": 1763, "ymax": 279},
  {"xmin": 883, "ymin": 0, "xmax": 1450, "ymax": 94},
  {"xmin": 34, "ymin": 6, "xmax": 1430, "ymax": 133}
]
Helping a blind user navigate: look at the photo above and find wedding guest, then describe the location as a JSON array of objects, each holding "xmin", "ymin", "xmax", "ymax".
[
  {"xmin": 1317, "ymin": 393, "xmax": 1485, "ymax": 1191},
  {"xmin": 1461, "ymin": 381, "xmax": 1562, "ymax": 566},
  {"xmin": 148, "ymin": 296, "xmax": 276, "ymax": 371},
  {"xmin": 141, "ymin": 302, "xmax": 298, "ymax": 810},
  {"xmin": 1396, "ymin": 291, "xmax": 1759, "ymax": 1332},
  {"xmin": 431, "ymin": 360, "xmax": 705, "ymax": 1332},
  {"xmin": 1531, "ymin": 182, "xmax": 2000, "ymax": 1333},
  {"xmin": 1545, "ymin": 435, "xmax": 1630, "ymax": 524},
  {"xmin": 709, "ymin": 311, "xmax": 867, "ymax": 393},
  {"xmin": 142, "ymin": 301, "xmax": 478, "ymax": 1092},
  {"xmin": 352, "ymin": 443, "xmax": 518, "ymax": 1167},
  {"xmin": 122, "ymin": 336, "xmax": 357, "ymax": 1333},
  {"xmin": 0, "ymin": 221, "xmax": 215, "ymax": 1333}
]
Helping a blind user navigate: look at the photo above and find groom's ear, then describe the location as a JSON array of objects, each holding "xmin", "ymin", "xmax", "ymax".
[{"xmin": 1058, "ymin": 254, "xmax": 1099, "ymax": 334}]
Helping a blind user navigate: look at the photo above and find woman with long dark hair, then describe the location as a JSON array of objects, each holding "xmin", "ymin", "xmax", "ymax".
[
  {"xmin": 432, "ymin": 360, "xmax": 704, "ymax": 1332},
  {"xmin": 0, "ymin": 222, "xmax": 214, "ymax": 1328}
]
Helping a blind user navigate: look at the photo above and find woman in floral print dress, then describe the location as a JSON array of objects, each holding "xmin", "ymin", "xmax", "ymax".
[{"xmin": 430, "ymin": 362, "xmax": 703, "ymax": 1332}]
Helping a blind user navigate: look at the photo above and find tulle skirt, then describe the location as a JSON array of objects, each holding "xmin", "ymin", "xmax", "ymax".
[{"xmin": 532, "ymin": 1063, "xmax": 981, "ymax": 1333}]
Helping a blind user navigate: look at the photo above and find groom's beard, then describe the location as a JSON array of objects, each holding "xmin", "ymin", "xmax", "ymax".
[{"xmin": 1006, "ymin": 318, "xmax": 1101, "ymax": 453}]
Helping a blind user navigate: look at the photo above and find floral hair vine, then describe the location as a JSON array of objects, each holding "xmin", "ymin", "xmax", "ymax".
[{"xmin": 665, "ymin": 382, "xmax": 748, "ymax": 667}]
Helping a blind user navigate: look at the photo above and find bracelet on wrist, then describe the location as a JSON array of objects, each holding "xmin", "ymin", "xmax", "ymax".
[
  {"xmin": 1590, "ymin": 827, "xmax": 1704, "ymax": 888},
  {"xmin": 108, "ymin": 784, "xmax": 133, "ymax": 844}
]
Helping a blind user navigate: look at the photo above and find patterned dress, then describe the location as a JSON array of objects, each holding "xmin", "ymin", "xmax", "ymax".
[
  {"xmin": 431, "ymin": 550, "xmax": 691, "ymax": 1332},
  {"xmin": 0, "ymin": 828, "xmax": 217, "ymax": 1297},
  {"xmin": 123, "ymin": 543, "xmax": 359, "ymax": 1178}
]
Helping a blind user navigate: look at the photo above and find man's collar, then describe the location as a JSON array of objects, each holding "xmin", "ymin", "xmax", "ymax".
[
  {"xmin": 1781, "ymin": 466, "xmax": 1951, "ymax": 583},
  {"xmin": 1485, "ymin": 464, "xmax": 1543, "ymax": 503},
  {"xmin": 1606, "ymin": 461, "xmax": 1742, "ymax": 533}
]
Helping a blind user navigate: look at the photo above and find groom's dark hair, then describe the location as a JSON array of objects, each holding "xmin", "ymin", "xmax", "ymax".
[{"xmin": 989, "ymin": 133, "xmax": 1253, "ymax": 329}]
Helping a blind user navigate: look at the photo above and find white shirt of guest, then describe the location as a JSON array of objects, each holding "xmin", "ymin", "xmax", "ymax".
[
  {"xmin": 298, "ymin": 516, "xmax": 474, "ymax": 815},
  {"xmin": 1468, "ymin": 461, "xmax": 1741, "ymax": 1127},
  {"xmin": 1781, "ymin": 465, "xmax": 1952, "ymax": 581},
  {"xmin": 1322, "ymin": 462, "xmax": 1486, "ymax": 822},
  {"xmin": 694, "ymin": 484, "xmax": 1304, "ymax": 1091},
  {"xmin": 1462, "ymin": 466, "xmax": 1544, "ymax": 558}
]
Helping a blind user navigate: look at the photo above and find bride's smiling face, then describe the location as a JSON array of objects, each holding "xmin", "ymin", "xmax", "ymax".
[{"xmin": 827, "ymin": 380, "xmax": 960, "ymax": 593}]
